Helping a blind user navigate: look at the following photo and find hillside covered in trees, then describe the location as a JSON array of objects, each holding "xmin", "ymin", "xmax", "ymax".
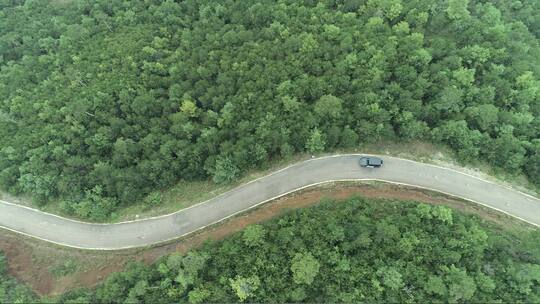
[
  {"xmin": 1, "ymin": 0, "xmax": 539, "ymax": 219},
  {"xmin": 52, "ymin": 198, "xmax": 540, "ymax": 303}
]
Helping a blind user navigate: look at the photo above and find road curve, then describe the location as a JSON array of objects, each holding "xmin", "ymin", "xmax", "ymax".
[{"xmin": 0, "ymin": 154, "xmax": 539, "ymax": 250}]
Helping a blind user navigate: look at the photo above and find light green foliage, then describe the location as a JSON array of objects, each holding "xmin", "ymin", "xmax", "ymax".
[
  {"xmin": 431, "ymin": 206, "xmax": 453, "ymax": 224},
  {"xmin": 393, "ymin": 21, "xmax": 410, "ymax": 34},
  {"xmin": 305, "ymin": 129, "xmax": 326, "ymax": 154},
  {"xmin": 300, "ymin": 33, "xmax": 318, "ymax": 54},
  {"xmin": 386, "ymin": 0, "xmax": 403, "ymax": 20},
  {"xmin": 367, "ymin": 0, "xmax": 403, "ymax": 21},
  {"xmin": 445, "ymin": 265, "xmax": 477, "ymax": 301},
  {"xmin": 143, "ymin": 191, "xmax": 162, "ymax": 208},
  {"xmin": 416, "ymin": 203, "xmax": 434, "ymax": 219},
  {"xmin": 188, "ymin": 287, "xmax": 211, "ymax": 304},
  {"xmin": 323, "ymin": 24, "xmax": 341, "ymax": 40},
  {"xmin": 281, "ymin": 95, "xmax": 300, "ymax": 112},
  {"xmin": 212, "ymin": 157, "xmax": 239, "ymax": 184},
  {"xmin": 416, "ymin": 204, "xmax": 453, "ymax": 224},
  {"xmin": 314, "ymin": 95, "xmax": 343, "ymax": 119},
  {"xmin": 475, "ymin": 273, "xmax": 496, "ymax": 293},
  {"xmin": 290, "ymin": 252, "xmax": 320, "ymax": 285},
  {"xmin": 71, "ymin": 186, "xmax": 118, "ymax": 221},
  {"xmin": 377, "ymin": 266, "xmax": 404, "ymax": 290},
  {"xmin": 181, "ymin": 100, "xmax": 198, "ymax": 118},
  {"xmin": 447, "ymin": 0, "xmax": 471, "ymax": 20},
  {"xmin": 453, "ymin": 67, "xmax": 476, "ymax": 86},
  {"xmin": 229, "ymin": 275, "xmax": 260, "ymax": 302},
  {"xmin": 424, "ymin": 275, "xmax": 447, "ymax": 296},
  {"xmin": 242, "ymin": 225, "xmax": 266, "ymax": 247}
]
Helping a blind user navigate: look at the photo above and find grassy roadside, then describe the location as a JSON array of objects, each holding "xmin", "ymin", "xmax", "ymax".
[{"xmin": 2, "ymin": 139, "xmax": 538, "ymax": 223}]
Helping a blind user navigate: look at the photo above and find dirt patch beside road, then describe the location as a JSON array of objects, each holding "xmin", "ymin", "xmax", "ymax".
[{"xmin": 0, "ymin": 182, "xmax": 532, "ymax": 296}]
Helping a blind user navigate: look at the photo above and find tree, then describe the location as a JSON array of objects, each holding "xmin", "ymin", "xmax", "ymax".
[
  {"xmin": 242, "ymin": 225, "xmax": 266, "ymax": 247},
  {"xmin": 229, "ymin": 275, "xmax": 260, "ymax": 302},
  {"xmin": 290, "ymin": 252, "xmax": 320, "ymax": 285},
  {"xmin": 305, "ymin": 129, "xmax": 326, "ymax": 154},
  {"xmin": 446, "ymin": 0, "xmax": 470, "ymax": 21},
  {"xmin": 525, "ymin": 151, "xmax": 540, "ymax": 186},
  {"xmin": 465, "ymin": 104, "xmax": 499, "ymax": 132},
  {"xmin": 340, "ymin": 126, "xmax": 359, "ymax": 148},
  {"xmin": 431, "ymin": 206, "xmax": 453, "ymax": 225},
  {"xmin": 181, "ymin": 100, "xmax": 198, "ymax": 118},
  {"xmin": 486, "ymin": 134, "xmax": 526, "ymax": 172},
  {"xmin": 72, "ymin": 186, "xmax": 118, "ymax": 221},
  {"xmin": 431, "ymin": 120, "xmax": 483, "ymax": 160},
  {"xmin": 445, "ymin": 265, "xmax": 477, "ymax": 302},
  {"xmin": 424, "ymin": 275, "xmax": 447, "ymax": 296},
  {"xmin": 475, "ymin": 273, "xmax": 496, "ymax": 293},
  {"xmin": 453, "ymin": 67, "xmax": 475, "ymax": 86},
  {"xmin": 433, "ymin": 86, "xmax": 464, "ymax": 115},
  {"xmin": 377, "ymin": 266, "xmax": 404, "ymax": 291},
  {"xmin": 188, "ymin": 287, "xmax": 211, "ymax": 304},
  {"xmin": 396, "ymin": 111, "xmax": 429, "ymax": 139},
  {"xmin": 212, "ymin": 157, "xmax": 240, "ymax": 184},
  {"xmin": 314, "ymin": 95, "xmax": 343, "ymax": 119}
]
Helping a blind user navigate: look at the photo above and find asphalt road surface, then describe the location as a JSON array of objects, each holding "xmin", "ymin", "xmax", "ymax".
[{"xmin": 0, "ymin": 154, "xmax": 538, "ymax": 250}]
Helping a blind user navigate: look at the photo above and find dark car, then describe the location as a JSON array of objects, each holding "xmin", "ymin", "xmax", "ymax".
[{"xmin": 359, "ymin": 156, "xmax": 383, "ymax": 168}]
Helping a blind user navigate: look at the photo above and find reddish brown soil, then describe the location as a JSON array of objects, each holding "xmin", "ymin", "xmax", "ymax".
[
  {"xmin": 0, "ymin": 235, "xmax": 53, "ymax": 294},
  {"xmin": 0, "ymin": 182, "xmax": 530, "ymax": 296}
]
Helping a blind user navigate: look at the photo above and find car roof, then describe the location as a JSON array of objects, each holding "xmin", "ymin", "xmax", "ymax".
[{"xmin": 368, "ymin": 157, "xmax": 382, "ymax": 164}]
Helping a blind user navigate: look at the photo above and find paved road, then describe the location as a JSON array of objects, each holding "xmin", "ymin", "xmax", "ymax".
[{"xmin": 0, "ymin": 154, "xmax": 539, "ymax": 250}]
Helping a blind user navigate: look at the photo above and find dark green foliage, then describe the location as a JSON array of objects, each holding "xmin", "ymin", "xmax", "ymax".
[
  {"xmin": 56, "ymin": 198, "xmax": 540, "ymax": 303},
  {"xmin": 0, "ymin": 252, "xmax": 36, "ymax": 303},
  {"xmin": 1, "ymin": 0, "xmax": 540, "ymax": 218}
]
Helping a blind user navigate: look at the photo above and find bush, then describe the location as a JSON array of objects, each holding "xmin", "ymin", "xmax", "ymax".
[
  {"xmin": 143, "ymin": 191, "xmax": 163, "ymax": 208},
  {"xmin": 212, "ymin": 157, "xmax": 240, "ymax": 184},
  {"xmin": 72, "ymin": 186, "xmax": 118, "ymax": 221},
  {"xmin": 49, "ymin": 259, "xmax": 77, "ymax": 278}
]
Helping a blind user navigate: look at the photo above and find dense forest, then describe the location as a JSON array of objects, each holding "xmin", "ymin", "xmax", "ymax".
[
  {"xmin": 0, "ymin": 252, "xmax": 36, "ymax": 303},
  {"xmin": 50, "ymin": 198, "xmax": 539, "ymax": 303},
  {"xmin": 1, "ymin": 0, "xmax": 540, "ymax": 219}
]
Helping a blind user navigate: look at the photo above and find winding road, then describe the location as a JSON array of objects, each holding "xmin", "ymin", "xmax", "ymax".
[{"xmin": 0, "ymin": 154, "xmax": 539, "ymax": 250}]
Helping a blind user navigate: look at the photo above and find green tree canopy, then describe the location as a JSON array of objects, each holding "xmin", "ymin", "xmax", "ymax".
[
  {"xmin": 290, "ymin": 252, "xmax": 321, "ymax": 285},
  {"xmin": 1, "ymin": 0, "xmax": 539, "ymax": 220}
]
